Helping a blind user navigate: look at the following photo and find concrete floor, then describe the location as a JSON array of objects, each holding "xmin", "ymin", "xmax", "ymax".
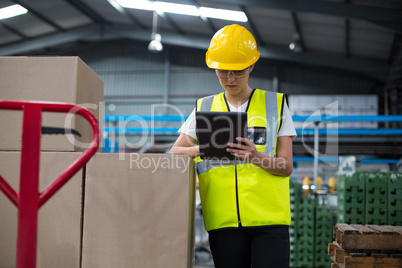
[{"xmin": 194, "ymin": 250, "xmax": 214, "ymax": 268}]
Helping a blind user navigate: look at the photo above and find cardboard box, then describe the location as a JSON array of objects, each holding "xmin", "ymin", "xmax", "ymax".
[
  {"xmin": 0, "ymin": 56, "xmax": 103, "ymax": 151},
  {"xmin": 82, "ymin": 153, "xmax": 196, "ymax": 268},
  {"xmin": 0, "ymin": 152, "xmax": 84, "ymax": 267}
]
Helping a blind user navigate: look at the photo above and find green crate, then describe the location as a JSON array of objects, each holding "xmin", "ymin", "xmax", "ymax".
[
  {"xmin": 388, "ymin": 172, "xmax": 402, "ymax": 225},
  {"xmin": 337, "ymin": 173, "xmax": 365, "ymax": 224},
  {"xmin": 365, "ymin": 172, "xmax": 388, "ymax": 224}
]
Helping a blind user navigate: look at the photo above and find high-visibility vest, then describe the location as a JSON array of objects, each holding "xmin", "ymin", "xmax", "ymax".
[{"xmin": 195, "ymin": 89, "xmax": 291, "ymax": 232}]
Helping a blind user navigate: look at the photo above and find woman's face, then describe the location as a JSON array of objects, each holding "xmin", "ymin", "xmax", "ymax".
[{"xmin": 216, "ymin": 65, "xmax": 254, "ymax": 95}]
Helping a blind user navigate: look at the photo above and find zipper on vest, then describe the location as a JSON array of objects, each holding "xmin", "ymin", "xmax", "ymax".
[{"xmin": 234, "ymin": 160, "xmax": 242, "ymax": 227}]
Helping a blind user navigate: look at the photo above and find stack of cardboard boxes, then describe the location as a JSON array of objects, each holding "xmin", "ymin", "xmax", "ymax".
[{"xmin": 0, "ymin": 57, "xmax": 195, "ymax": 267}]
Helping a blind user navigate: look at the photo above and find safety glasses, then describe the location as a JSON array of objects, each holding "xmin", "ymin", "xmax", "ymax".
[{"xmin": 215, "ymin": 67, "xmax": 250, "ymax": 79}]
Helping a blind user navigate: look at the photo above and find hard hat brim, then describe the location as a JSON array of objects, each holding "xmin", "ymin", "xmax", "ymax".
[{"xmin": 206, "ymin": 51, "xmax": 260, "ymax": 70}]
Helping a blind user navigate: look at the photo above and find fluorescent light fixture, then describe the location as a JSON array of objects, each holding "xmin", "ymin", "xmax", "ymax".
[
  {"xmin": 116, "ymin": 0, "xmax": 153, "ymax": 11},
  {"xmin": 153, "ymin": 2, "xmax": 199, "ymax": 16},
  {"xmin": 199, "ymin": 7, "xmax": 247, "ymax": 22},
  {"xmin": 0, "ymin": 4, "xmax": 28, "ymax": 20},
  {"xmin": 116, "ymin": 0, "xmax": 247, "ymax": 22}
]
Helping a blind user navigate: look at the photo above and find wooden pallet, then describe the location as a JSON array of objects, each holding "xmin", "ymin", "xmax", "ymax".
[
  {"xmin": 329, "ymin": 224, "xmax": 402, "ymax": 268},
  {"xmin": 334, "ymin": 224, "xmax": 402, "ymax": 251},
  {"xmin": 329, "ymin": 242, "xmax": 402, "ymax": 268}
]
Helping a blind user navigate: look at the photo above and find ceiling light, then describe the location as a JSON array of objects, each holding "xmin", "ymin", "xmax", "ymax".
[
  {"xmin": 116, "ymin": 0, "xmax": 247, "ymax": 22},
  {"xmin": 153, "ymin": 2, "xmax": 199, "ymax": 16},
  {"xmin": 289, "ymin": 33, "xmax": 303, "ymax": 53},
  {"xmin": 148, "ymin": 11, "xmax": 163, "ymax": 53},
  {"xmin": 199, "ymin": 7, "xmax": 247, "ymax": 22},
  {"xmin": 0, "ymin": 4, "xmax": 28, "ymax": 20},
  {"xmin": 148, "ymin": 33, "xmax": 163, "ymax": 52},
  {"xmin": 115, "ymin": 0, "xmax": 153, "ymax": 11}
]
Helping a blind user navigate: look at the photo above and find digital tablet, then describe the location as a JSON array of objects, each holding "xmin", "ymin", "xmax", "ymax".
[{"xmin": 196, "ymin": 111, "xmax": 248, "ymax": 160}]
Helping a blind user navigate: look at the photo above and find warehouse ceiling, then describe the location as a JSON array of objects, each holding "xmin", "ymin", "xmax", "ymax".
[{"xmin": 0, "ymin": 0, "xmax": 401, "ymax": 83}]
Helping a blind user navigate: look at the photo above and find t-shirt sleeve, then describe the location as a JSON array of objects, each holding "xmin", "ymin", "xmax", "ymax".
[
  {"xmin": 178, "ymin": 108, "xmax": 197, "ymax": 140},
  {"xmin": 278, "ymin": 102, "xmax": 297, "ymax": 138}
]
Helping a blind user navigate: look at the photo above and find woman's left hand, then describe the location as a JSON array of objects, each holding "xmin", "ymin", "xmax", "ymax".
[{"xmin": 227, "ymin": 137, "xmax": 259, "ymax": 162}]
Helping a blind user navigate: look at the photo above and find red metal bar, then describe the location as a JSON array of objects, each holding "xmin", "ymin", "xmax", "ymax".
[
  {"xmin": 0, "ymin": 174, "xmax": 18, "ymax": 207},
  {"xmin": 39, "ymin": 104, "xmax": 99, "ymax": 207},
  {"xmin": 0, "ymin": 100, "xmax": 99, "ymax": 268},
  {"xmin": 17, "ymin": 104, "xmax": 42, "ymax": 268}
]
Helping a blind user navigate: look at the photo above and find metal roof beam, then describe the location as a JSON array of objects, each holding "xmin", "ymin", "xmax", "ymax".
[
  {"xmin": 65, "ymin": 0, "xmax": 111, "ymax": 25},
  {"xmin": 203, "ymin": 0, "xmax": 402, "ymax": 32},
  {"xmin": 345, "ymin": 0, "xmax": 350, "ymax": 58},
  {"xmin": 291, "ymin": 12, "xmax": 306, "ymax": 52},
  {"xmin": 106, "ymin": 0, "xmax": 147, "ymax": 29},
  {"xmin": 345, "ymin": 19, "xmax": 350, "ymax": 58},
  {"xmin": 241, "ymin": 6, "xmax": 264, "ymax": 46},
  {"xmin": 0, "ymin": 25, "xmax": 389, "ymax": 82},
  {"xmin": 191, "ymin": 0, "xmax": 217, "ymax": 34},
  {"xmin": 11, "ymin": 0, "xmax": 65, "ymax": 31},
  {"xmin": 388, "ymin": 33, "xmax": 401, "ymax": 64},
  {"xmin": 0, "ymin": 22, "xmax": 29, "ymax": 40},
  {"xmin": 147, "ymin": 0, "xmax": 185, "ymax": 35}
]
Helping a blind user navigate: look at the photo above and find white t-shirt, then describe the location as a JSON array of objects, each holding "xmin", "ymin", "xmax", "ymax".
[{"xmin": 178, "ymin": 99, "xmax": 297, "ymax": 140}]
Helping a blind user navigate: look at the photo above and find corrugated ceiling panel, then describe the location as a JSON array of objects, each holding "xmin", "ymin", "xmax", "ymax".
[
  {"xmin": 125, "ymin": 9, "xmax": 154, "ymax": 28},
  {"xmin": 299, "ymin": 13, "xmax": 345, "ymax": 56},
  {"xmin": 350, "ymin": 20, "xmax": 394, "ymax": 61},
  {"xmin": 3, "ymin": 12, "xmax": 56, "ymax": 37},
  {"xmin": 0, "ymin": 26, "xmax": 21, "ymax": 45},
  {"xmin": 280, "ymin": 66, "xmax": 373, "ymax": 94},
  {"xmin": 77, "ymin": 40, "xmax": 166, "ymax": 97},
  {"xmin": 0, "ymin": 0, "xmax": 14, "ymax": 8},
  {"xmin": 19, "ymin": 0, "xmax": 91, "ymax": 29},
  {"xmin": 170, "ymin": 48, "xmax": 206, "ymax": 67},
  {"xmin": 169, "ymin": 67, "xmax": 219, "ymax": 96},
  {"xmin": 166, "ymin": 14, "xmax": 213, "ymax": 36},
  {"xmin": 83, "ymin": 0, "xmax": 133, "ymax": 25},
  {"xmin": 352, "ymin": 0, "xmax": 402, "ymax": 9},
  {"xmin": 249, "ymin": 8, "xmax": 293, "ymax": 47}
]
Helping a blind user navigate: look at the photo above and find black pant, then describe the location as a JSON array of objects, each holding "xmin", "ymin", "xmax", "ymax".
[{"xmin": 208, "ymin": 226, "xmax": 289, "ymax": 268}]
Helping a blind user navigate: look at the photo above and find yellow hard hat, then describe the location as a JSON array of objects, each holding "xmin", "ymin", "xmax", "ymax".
[
  {"xmin": 328, "ymin": 177, "xmax": 336, "ymax": 188},
  {"xmin": 302, "ymin": 177, "xmax": 310, "ymax": 185},
  {"xmin": 316, "ymin": 177, "xmax": 322, "ymax": 186},
  {"xmin": 206, "ymin": 24, "xmax": 260, "ymax": 70}
]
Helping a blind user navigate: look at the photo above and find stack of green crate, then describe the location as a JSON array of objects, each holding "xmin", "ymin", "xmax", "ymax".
[
  {"xmin": 296, "ymin": 197, "xmax": 315, "ymax": 267},
  {"xmin": 365, "ymin": 172, "xmax": 388, "ymax": 225},
  {"xmin": 388, "ymin": 172, "xmax": 402, "ymax": 225},
  {"xmin": 337, "ymin": 173, "xmax": 365, "ymax": 224},
  {"xmin": 289, "ymin": 179, "xmax": 302, "ymax": 268},
  {"xmin": 314, "ymin": 200, "xmax": 333, "ymax": 267}
]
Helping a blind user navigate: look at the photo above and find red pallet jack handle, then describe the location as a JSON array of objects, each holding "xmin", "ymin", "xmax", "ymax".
[{"xmin": 0, "ymin": 100, "xmax": 99, "ymax": 268}]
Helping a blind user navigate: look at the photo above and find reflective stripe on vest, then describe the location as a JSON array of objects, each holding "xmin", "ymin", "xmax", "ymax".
[{"xmin": 195, "ymin": 89, "xmax": 290, "ymax": 231}]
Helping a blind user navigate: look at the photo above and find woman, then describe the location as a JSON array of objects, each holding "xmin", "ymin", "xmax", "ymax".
[{"xmin": 170, "ymin": 24, "xmax": 296, "ymax": 268}]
